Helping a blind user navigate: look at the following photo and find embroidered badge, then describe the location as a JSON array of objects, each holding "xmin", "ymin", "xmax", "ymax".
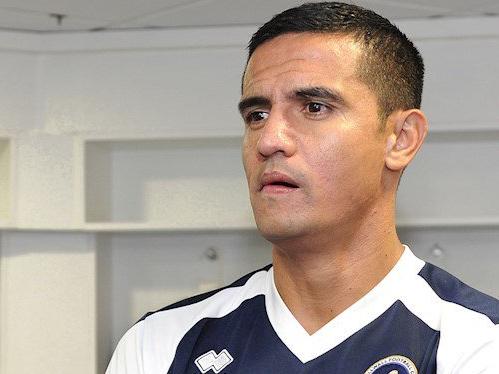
[
  {"xmin": 364, "ymin": 355, "xmax": 418, "ymax": 374},
  {"xmin": 195, "ymin": 349, "xmax": 234, "ymax": 373}
]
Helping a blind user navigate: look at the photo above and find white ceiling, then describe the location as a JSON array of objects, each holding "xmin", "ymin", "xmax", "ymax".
[{"xmin": 0, "ymin": 0, "xmax": 497, "ymax": 33}]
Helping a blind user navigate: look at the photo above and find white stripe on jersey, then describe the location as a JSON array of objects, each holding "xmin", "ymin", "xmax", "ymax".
[
  {"xmin": 399, "ymin": 270, "xmax": 498, "ymax": 373},
  {"xmin": 106, "ymin": 270, "xmax": 269, "ymax": 374},
  {"xmin": 266, "ymin": 247, "xmax": 426, "ymax": 363}
]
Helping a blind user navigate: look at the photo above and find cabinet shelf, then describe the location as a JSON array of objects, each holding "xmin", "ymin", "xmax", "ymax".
[
  {"xmin": 83, "ymin": 136, "xmax": 255, "ymax": 230},
  {"xmin": 83, "ymin": 222, "xmax": 256, "ymax": 232},
  {"xmin": 0, "ymin": 138, "xmax": 11, "ymax": 224},
  {"xmin": 396, "ymin": 132, "xmax": 499, "ymax": 225}
]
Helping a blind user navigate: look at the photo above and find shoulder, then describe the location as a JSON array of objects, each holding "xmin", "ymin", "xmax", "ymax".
[
  {"xmin": 106, "ymin": 264, "xmax": 272, "ymax": 374},
  {"xmin": 139, "ymin": 264, "xmax": 272, "ymax": 323},
  {"xmin": 417, "ymin": 261, "xmax": 499, "ymax": 324},
  {"xmin": 413, "ymin": 261, "xmax": 499, "ymax": 373}
]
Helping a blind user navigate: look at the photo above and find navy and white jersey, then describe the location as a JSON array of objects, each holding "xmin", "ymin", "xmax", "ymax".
[{"xmin": 106, "ymin": 246, "xmax": 499, "ymax": 373}]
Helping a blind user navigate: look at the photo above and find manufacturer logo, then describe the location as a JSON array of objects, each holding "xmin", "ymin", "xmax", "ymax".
[
  {"xmin": 364, "ymin": 355, "xmax": 418, "ymax": 374},
  {"xmin": 195, "ymin": 349, "xmax": 234, "ymax": 373}
]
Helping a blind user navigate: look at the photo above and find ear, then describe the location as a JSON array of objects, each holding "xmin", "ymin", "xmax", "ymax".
[{"xmin": 385, "ymin": 109, "xmax": 428, "ymax": 171}]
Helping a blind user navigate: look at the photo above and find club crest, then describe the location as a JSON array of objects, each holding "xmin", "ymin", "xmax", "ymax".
[{"xmin": 364, "ymin": 355, "xmax": 418, "ymax": 374}]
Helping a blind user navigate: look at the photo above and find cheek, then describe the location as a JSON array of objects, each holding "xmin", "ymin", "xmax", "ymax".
[
  {"xmin": 307, "ymin": 133, "xmax": 351, "ymax": 181},
  {"xmin": 306, "ymin": 130, "xmax": 382, "ymax": 199},
  {"xmin": 242, "ymin": 137, "xmax": 257, "ymax": 180},
  {"xmin": 241, "ymin": 149, "xmax": 251, "ymax": 180}
]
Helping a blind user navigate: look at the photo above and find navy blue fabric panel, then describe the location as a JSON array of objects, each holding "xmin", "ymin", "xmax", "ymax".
[
  {"xmin": 418, "ymin": 262, "xmax": 499, "ymax": 324},
  {"xmin": 137, "ymin": 264, "xmax": 272, "ymax": 323},
  {"xmin": 168, "ymin": 295, "xmax": 299, "ymax": 374},
  {"xmin": 168, "ymin": 298, "xmax": 439, "ymax": 373},
  {"xmin": 304, "ymin": 301, "xmax": 439, "ymax": 373}
]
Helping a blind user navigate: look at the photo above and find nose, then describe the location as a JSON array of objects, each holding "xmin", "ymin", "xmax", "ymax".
[{"xmin": 256, "ymin": 110, "xmax": 296, "ymax": 159}]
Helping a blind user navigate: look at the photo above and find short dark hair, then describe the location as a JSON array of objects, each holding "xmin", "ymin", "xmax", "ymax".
[{"xmin": 246, "ymin": 1, "xmax": 424, "ymax": 124}]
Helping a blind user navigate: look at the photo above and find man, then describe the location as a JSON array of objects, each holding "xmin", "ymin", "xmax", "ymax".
[{"xmin": 107, "ymin": 2, "xmax": 499, "ymax": 373}]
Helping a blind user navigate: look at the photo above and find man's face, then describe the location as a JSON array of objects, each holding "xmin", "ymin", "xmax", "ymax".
[{"xmin": 240, "ymin": 33, "xmax": 389, "ymax": 243}]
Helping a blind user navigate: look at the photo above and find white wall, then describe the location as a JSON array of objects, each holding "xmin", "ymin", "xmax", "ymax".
[
  {"xmin": 0, "ymin": 17, "xmax": 497, "ymax": 374},
  {"xmin": 0, "ymin": 51, "xmax": 38, "ymax": 132},
  {"xmin": 0, "ymin": 232, "xmax": 97, "ymax": 374}
]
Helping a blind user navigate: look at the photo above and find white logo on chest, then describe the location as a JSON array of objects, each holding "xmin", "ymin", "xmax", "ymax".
[
  {"xmin": 364, "ymin": 355, "xmax": 418, "ymax": 374},
  {"xmin": 195, "ymin": 349, "xmax": 234, "ymax": 373}
]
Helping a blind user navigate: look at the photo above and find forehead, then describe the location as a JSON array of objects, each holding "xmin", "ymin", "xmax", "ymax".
[{"xmin": 243, "ymin": 33, "xmax": 363, "ymax": 96}]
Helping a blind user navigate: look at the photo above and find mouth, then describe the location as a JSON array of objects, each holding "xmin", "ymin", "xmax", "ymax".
[{"xmin": 259, "ymin": 172, "xmax": 300, "ymax": 193}]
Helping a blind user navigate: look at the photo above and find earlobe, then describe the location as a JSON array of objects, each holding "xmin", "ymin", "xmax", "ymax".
[{"xmin": 385, "ymin": 109, "xmax": 428, "ymax": 172}]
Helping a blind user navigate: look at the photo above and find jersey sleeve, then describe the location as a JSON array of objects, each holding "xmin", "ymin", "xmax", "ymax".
[
  {"xmin": 106, "ymin": 322, "xmax": 145, "ymax": 374},
  {"xmin": 449, "ymin": 324, "xmax": 499, "ymax": 373}
]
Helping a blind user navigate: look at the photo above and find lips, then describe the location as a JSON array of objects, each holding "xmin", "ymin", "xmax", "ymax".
[{"xmin": 259, "ymin": 171, "xmax": 299, "ymax": 193}]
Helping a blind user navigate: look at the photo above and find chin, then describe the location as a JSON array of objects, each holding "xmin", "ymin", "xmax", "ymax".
[{"xmin": 254, "ymin": 217, "xmax": 305, "ymax": 243}]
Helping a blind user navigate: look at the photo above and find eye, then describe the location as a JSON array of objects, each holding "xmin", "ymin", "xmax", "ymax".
[
  {"xmin": 306, "ymin": 102, "xmax": 329, "ymax": 113},
  {"xmin": 245, "ymin": 111, "xmax": 269, "ymax": 125}
]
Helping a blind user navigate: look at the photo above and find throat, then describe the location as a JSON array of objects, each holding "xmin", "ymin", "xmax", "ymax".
[
  {"xmin": 271, "ymin": 241, "xmax": 404, "ymax": 335},
  {"xmin": 278, "ymin": 277, "xmax": 364, "ymax": 335}
]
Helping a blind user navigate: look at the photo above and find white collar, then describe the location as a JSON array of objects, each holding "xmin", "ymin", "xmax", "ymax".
[{"xmin": 264, "ymin": 245, "xmax": 425, "ymax": 363}]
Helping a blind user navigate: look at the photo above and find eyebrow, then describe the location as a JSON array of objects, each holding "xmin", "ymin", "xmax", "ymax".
[
  {"xmin": 237, "ymin": 86, "xmax": 346, "ymax": 114},
  {"xmin": 292, "ymin": 86, "xmax": 346, "ymax": 106},
  {"xmin": 238, "ymin": 96, "xmax": 271, "ymax": 115}
]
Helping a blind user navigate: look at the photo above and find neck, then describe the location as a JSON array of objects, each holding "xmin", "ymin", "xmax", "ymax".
[{"xmin": 271, "ymin": 203, "xmax": 403, "ymax": 335}]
